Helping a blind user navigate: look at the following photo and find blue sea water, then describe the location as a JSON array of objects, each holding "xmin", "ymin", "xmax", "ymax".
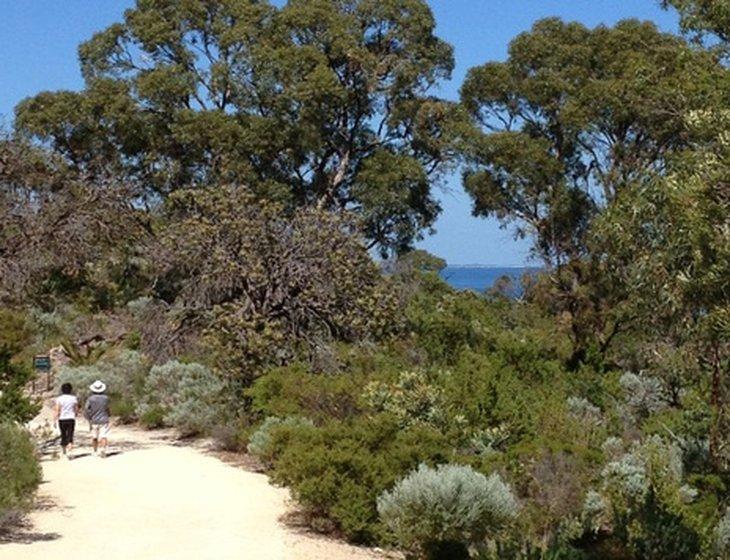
[{"xmin": 440, "ymin": 266, "xmax": 533, "ymax": 293}]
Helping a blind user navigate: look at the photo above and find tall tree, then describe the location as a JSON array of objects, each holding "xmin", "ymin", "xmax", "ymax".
[
  {"xmin": 593, "ymin": 108, "xmax": 729, "ymax": 467},
  {"xmin": 154, "ymin": 185, "xmax": 399, "ymax": 380},
  {"xmin": 15, "ymin": 0, "xmax": 456, "ymax": 253},
  {"xmin": 0, "ymin": 135, "xmax": 149, "ymax": 308},
  {"xmin": 663, "ymin": 0, "xmax": 730, "ymax": 58},
  {"xmin": 458, "ymin": 18, "xmax": 724, "ymax": 365}
]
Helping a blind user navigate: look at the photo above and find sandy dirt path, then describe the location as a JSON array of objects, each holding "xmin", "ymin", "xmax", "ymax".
[{"xmin": 0, "ymin": 422, "xmax": 394, "ymax": 560}]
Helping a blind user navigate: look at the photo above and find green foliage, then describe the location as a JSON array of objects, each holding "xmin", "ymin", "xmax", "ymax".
[
  {"xmin": 248, "ymin": 360, "xmax": 375, "ymax": 421},
  {"xmin": 158, "ymin": 186, "xmax": 401, "ymax": 382},
  {"xmin": 110, "ymin": 398, "xmax": 138, "ymax": 425},
  {"xmin": 137, "ymin": 360, "xmax": 225, "ymax": 436},
  {"xmin": 2, "ymin": 4, "xmax": 728, "ymax": 558},
  {"xmin": 0, "ymin": 422, "xmax": 41, "ymax": 529},
  {"xmin": 0, "ymin": 309, "xmax": 32, "ymax": 353},
  {"xmin": 574, "ymin": 435, "xmax": 712, "ymax": 559},
  {"xmin": 139, "ymin": 405, "xmax": 166, "ymax": 430},
  {"xmin": 663, "ymin": 0, "xmax": 729, "ymax": 57},
  {"xmin": 0, "ymin": 348, "xmax": 40, "ymax": 424},
  {"xmin": 627, "ymin": 490, "xmax": 701, "ymax": 560},
  {"xmin": 362, "ymin": 370, "xmax": 450, "ymax": 430},
  {"xmin": 269, "ymin": 415, "xmax": 452, "ymax": 543},
  {"xmin": 377, "ymin": 464, "xmax": 518, "ymax": 559},
  {"xmin": 14, "ymin": 0, "xmax": 458, "ymax": 253},
  {"xmin": 247, "ymin": 416, "xmax": 314, "ymax": 467},
  {"xmin": 0, "ymin": 309, "xmax": 40, "ymax": 423},
  {"xmin": 458, "ymin": 17, "xmax": 726, "ymax": 366},
  {"xmin": 460, "ymin": 17, "xmax": 722, "ymax": 265}
]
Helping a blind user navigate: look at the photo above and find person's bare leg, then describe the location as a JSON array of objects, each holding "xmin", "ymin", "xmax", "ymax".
[
  {"xmin": 92, "ymin": 438, "xmax": 98, "ymax": 454},
  {"xmin": 67, "ymin": 442, "xmax": 73, "ymax": 459},
  {"xmin": 100, "ymin": 438, "xmax": 108, "ymax": 457}
]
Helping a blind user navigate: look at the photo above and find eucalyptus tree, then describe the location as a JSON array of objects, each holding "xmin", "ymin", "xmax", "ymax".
[
  {"xmin": 593, "ymin": 107, "xmax": 729, "ymax": 468},
  {"xmin": 15, "ymin": 0, "xmax": 457, "ymax": 253},
  {"xmin": 663, "ymin": 0, "xmax": 729, "ymax": 58},
  {"xmin": 0, "ymin": 136, "xmax": 149, "ymax": 308},
  {"xmin": 458, "ymin": 18, "xmax": 725, "ymax": 365}
]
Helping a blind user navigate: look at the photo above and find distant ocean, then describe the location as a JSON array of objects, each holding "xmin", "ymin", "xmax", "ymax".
[{"xmin": 440, "ymin": 266, "xmax": 535, "ymax": 293}]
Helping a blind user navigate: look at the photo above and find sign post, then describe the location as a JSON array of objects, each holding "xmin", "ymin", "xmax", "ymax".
[{"xmin": 33, "ymin": 355, "xmax": 52, "ymax": 391}]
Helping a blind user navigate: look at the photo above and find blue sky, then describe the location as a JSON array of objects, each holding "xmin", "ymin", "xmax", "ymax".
[{"xmin": 0, "ymin": 1, "xmax": 679, "ymax": 265}]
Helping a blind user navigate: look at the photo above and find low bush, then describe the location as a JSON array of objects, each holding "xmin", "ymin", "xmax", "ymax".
[
  {"xmin": 247, "ymin": 416, "xmax": 314, "ymax": 467},
  {"xmin": 110, "ymin": 398, "xmax": 137, "ymax": 424},
  {"xmin": 362, "ymin": 370, "xmax": 449, "ymax": 430},
  {"xmin": 248, "ymin": 361, "xmax": 370, "ymax": 421},
  {"xmin": 575, "ymin": 435, "xmax": 706, "ymax": 559},
  {"xmin": 270, "ymin": 415, "xmax": 453, "ymax": 543},
  {"xmin": 139, "ymin": 405, "xmax": 166, "ymax": 429},
  {"xmin": 716, "ymin": 508, "xmax": 730, "ymax": 556},
  {"xmin": 378, "ymin": 464, "xmax": 518, "ymax": 560},
  {"xmin": 0, "ymin": 422, "xmax": 42, "ymax": 529},
  {"xmin": 0, "ymin": 348, "xmax": 40, "ymax": 423},
  {"xmin": 136, "ymin": 360, "xmax": 225, "ymax": 436}
]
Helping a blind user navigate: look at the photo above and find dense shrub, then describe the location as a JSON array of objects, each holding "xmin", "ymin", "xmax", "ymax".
[
  {"xmin": 0, "ymin": 422, "xmax": 41, "ymax": 529},
  {"xmin": 269, "ymin": 415, "xmax": 453, "ymax": 543},
  {"xmin": 136, "ymin": 360, "xmax": 225, "ymax": 436},
  {"xmin": 619, "ymin": 372, "xmax": 667, "ymax": 418},
  {"xmin": 378, "ymin": 464, "xmax": 518, "ymax": 560},
  {"xmin": 0, "ymin": 348, "xmax": 40, "ymax": 423},
  {"xmin": 0, "ymin": 309, "xmax": 39, "ymax": 423},
  {"xmin": 139, "ymin": 405, "xmax": 166, "ymax": 429},
  {"xmin": 362, "ymin": 370, "xmax": 449, "ymax": 430},
  {"xmin": 716, "ymin": 508, "xmax": 730, "ymax": 556},
  {"xmin": 248, "ymin": 360, "xmax": 375, "ymax": 421},
  {"xmin": 247, "ymin": 416, "xmax": 314, "ymax": 466},
  {"xmin": 576, "ymin": 435, "xmax": 705, "ymax": 559},
  {"xmin": 159, "ymin": 187, "xmax": 400, "ymax": 381}
]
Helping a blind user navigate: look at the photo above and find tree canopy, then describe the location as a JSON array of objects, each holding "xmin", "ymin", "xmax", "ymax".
[
  {"xmin": 459, "ymin": 17, "xmax": 724, "ymax": 265},
  {"xmin": 15, "ymin": 0, "xmax": 457, "ymax": 254},
  {"xmin": 457, "ymin": 17, "xmax": 726, "ymax": 365},
  {"xmin": 663, "ymin": 0, "xmax": 730, "ymax": 58}
]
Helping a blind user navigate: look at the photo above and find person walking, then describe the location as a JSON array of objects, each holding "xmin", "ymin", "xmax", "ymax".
[
  {"xmin": 54, "ymin": 382, "xmax": 79, "ymax": 460},
  {"xmin": 85, "ymin": 380, "xmax": 111, "ymax": 458}
]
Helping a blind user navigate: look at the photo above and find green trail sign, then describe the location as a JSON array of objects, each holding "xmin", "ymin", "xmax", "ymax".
[
  {"xmin": 32, "ymin": 355, "xmax": 53, "ymax": 391},
  {"xmin": 33, "ymin": 355, "xmax": 51, "ymax": 371}
]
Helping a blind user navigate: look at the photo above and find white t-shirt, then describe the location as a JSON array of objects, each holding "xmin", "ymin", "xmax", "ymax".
[{"xmin": 56, "ymin": 394, "xmax": 78, "ymax": 420}]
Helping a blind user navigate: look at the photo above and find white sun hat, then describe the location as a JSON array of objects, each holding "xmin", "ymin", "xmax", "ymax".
[{"xmin": 89, "ymin": 380, "xmax": 107, "ymax": 394}]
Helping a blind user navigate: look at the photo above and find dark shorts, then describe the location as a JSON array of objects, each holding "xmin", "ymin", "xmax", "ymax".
[{"xmin": 59, "ymin": 419, "xmax": 75, "ymax": 447}]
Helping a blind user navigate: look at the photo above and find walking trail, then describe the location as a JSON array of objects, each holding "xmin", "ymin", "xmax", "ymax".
[{"xmin": 0, "ymin": 415, "xmax": 394, "ymax": 560}]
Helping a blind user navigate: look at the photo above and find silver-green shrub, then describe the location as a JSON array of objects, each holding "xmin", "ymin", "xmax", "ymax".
[
  {"xmin": 601, "ymin": 453, "xmax": 649, "ymax": 501},
  {"xmin": 601, "ymin": 436, "xmax": 683, "ymax": 504},
  {"xmin": 56, "ymin": 364, "xmax": 108, "ymax": 402},
  {"xmin": 247, "ymin": 416, "xmax": 314, "ymax": 465},
  {"xmin": 566, "ymin": 396, "xmax": 603, "ymax": 425},
  {"xmin": 601, "ymin": 436, "xmax": 624, "ymax": 460},
  {"xmin": 136, "ymin": 360, "xmax": 224, "ymax": 436},
  {"xmin": 716, "ymin": 508, "xmax": 730, "ymax": 556},
  {"xmin": 0, "ymin": 423, "xmax": 42, "ymax": 529},
  {"xmin": 619, "ymin": 372, "xmax": 667, "ymax": 416},
  {"xmin": 581, "ymin": 490, "xmax": 609, "ymax": 534},
  {"xmin": 377, "ymin": 464, "xmax": 518, "ymax": 557}
]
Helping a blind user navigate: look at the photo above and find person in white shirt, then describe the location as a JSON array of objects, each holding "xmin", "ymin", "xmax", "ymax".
[{"xmin": 54, "ymin": 383, "xmax": 79, "ymax": 460}]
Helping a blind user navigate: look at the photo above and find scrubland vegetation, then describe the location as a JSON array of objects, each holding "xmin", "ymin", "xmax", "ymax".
[{"xmin": 1, "ymin": 0, "xmax": 727, "ymax": 558}]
